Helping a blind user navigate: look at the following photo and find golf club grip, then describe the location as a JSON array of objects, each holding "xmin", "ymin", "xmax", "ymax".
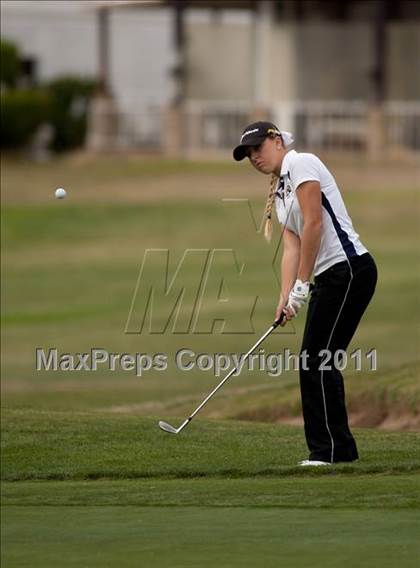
[{"xmin": 273, "ymin": 311, "xmax": 286, "ymax": 328}]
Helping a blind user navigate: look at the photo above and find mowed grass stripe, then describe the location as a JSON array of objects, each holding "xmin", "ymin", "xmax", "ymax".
[
  {"xmin": 2, "ymin": 413, "xmax": 420, "ymax": 481},
  {"xmin": 2, "ymin": 474, "xmax": 420, "ymax": 509},
  {"xmin": 2, "ymin": 506, "xmax": 419, "ymax": 568}
]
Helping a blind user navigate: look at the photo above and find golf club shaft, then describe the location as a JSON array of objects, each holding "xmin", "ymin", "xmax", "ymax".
[{"xmin": 186, "ymin": 316, "xmax": 284, "ymax": 423}]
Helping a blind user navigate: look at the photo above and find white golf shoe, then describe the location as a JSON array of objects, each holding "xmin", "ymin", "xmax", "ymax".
[{"xmin": 299, "ymin": 459, "xmax": 331, "ymax": 467}]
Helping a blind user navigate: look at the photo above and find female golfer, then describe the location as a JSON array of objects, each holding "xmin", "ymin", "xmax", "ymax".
[{"xmin": 233, "ymin": 122, "xmax": 377, "ymax": 466}]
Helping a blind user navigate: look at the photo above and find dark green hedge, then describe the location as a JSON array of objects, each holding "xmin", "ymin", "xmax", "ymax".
[
  {"xmin": 1, "ymin": 90, "xmax": 51, "ymax": 148},
  {"xmin": 1, "ymin": 75, "xmax": 97, "ymax": 151},
  {"xmin": 1, "ymin": 40, "xmax": 20, "ymax": 88},
  {"xmin": 47, "ymin": 76, "xmax": 97, "ymax": 152}
]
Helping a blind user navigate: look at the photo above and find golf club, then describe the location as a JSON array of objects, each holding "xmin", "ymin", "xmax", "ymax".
[{"xmin": 158, "ymin": 313, "xmax": 285, "ymax": 434}]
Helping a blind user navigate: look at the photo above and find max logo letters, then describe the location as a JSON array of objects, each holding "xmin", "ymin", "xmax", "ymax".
[{"xmin": 125, "ymin": 200, "xmax": 284, "ymax": 334}]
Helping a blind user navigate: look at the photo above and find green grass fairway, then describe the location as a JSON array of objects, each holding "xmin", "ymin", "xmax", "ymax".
[
  {"xmin": 2, "ymin": 156, "xmax": 420, "ymax": 567},
  {"xmin": 3, "ymin": 507, "xmax": 419, "ymax": 568},
  {"xmin": 2, "ymin": 414, "xmax": 420, "ymax": 567},
  {"xmin": 1, "ymin": 412, "xmax": 420, "ymax": 509}
]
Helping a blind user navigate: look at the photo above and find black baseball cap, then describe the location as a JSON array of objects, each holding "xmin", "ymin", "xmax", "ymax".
[{"xmin": 233, "ymin": 121, "xmax": 281, "ymax": 161}]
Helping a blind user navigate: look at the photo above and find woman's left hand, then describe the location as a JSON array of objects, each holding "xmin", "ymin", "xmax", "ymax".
[{"xmin": 285, "ymin": 279, "xmax": 310, "ymax": 318}]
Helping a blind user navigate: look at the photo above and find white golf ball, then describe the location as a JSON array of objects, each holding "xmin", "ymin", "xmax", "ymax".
[{"xmin": 55, "ymin": 187, "xmax": 67, "ymax": 199}]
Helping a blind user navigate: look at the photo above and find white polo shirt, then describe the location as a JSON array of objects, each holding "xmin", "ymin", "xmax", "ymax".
[{"xmin": 275, "ymin": 150, "xmax": 368, "ymax": 276}]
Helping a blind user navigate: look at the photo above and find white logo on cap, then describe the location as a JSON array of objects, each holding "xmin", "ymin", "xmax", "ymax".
[{"xmin": 240, "ymin": 128, "xmax": 259, "ymax": 143}]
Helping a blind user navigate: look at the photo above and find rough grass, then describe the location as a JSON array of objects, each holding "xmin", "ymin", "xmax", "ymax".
[
  {"xmin": 229, "ymin": 360, "xmax": 420, "ymax": 430},
  {"xmin": 2, "ymin": 412, "xmax": 420, "ymax": 482}
]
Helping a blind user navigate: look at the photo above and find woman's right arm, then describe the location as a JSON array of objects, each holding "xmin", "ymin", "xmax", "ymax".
[{"xmin": 275, "ymin": 227, "xmax": 301, "ymax": 323}]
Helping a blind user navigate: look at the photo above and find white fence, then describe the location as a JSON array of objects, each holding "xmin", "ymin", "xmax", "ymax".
[
  {"xmin": 115, "ymin": 100, "xmax": 420, "ymax": 154},
  {"xmin": 115, "ymin": 104, "xmax": 165, "ymax": 150}
]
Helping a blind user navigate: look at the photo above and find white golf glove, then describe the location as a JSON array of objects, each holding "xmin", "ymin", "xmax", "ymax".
[{"xmin": 286, "ymin": 279, "xmax": 310, "ymax": 317}]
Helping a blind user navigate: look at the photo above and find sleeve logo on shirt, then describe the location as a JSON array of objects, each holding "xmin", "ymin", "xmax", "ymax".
[{"xmin": 277, "ymin": 172, "xmax": 292, "ymax": 200}]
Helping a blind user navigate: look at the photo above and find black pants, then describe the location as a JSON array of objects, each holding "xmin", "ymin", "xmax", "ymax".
[{"xmin": 300, "ymin": 253, "xmax": 378, "ymax": 463}]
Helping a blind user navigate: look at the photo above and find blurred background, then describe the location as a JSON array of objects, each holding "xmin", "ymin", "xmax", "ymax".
[
  {"xmin": 1, "ymin": 0, "xmax": 419, "ymax": 429},
  {"xmin": 2, "ymin": 0, "xmax": 420, "ymax": 157}
]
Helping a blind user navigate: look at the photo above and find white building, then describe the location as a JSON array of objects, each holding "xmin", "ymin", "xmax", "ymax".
[{"xmin": 2, "ymin": 0, "xmax": 420, "ymax": 155}]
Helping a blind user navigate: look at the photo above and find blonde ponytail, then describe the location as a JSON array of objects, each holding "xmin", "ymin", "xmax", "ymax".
[{"xmin": 263, "ymin": 173, "xmax": 279, "ymax": 242}]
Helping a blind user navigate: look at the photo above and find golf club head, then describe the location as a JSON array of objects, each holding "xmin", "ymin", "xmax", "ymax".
[{"xmin": 158, "ymin": 420, "xmax": 179, "ymax": 434}]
